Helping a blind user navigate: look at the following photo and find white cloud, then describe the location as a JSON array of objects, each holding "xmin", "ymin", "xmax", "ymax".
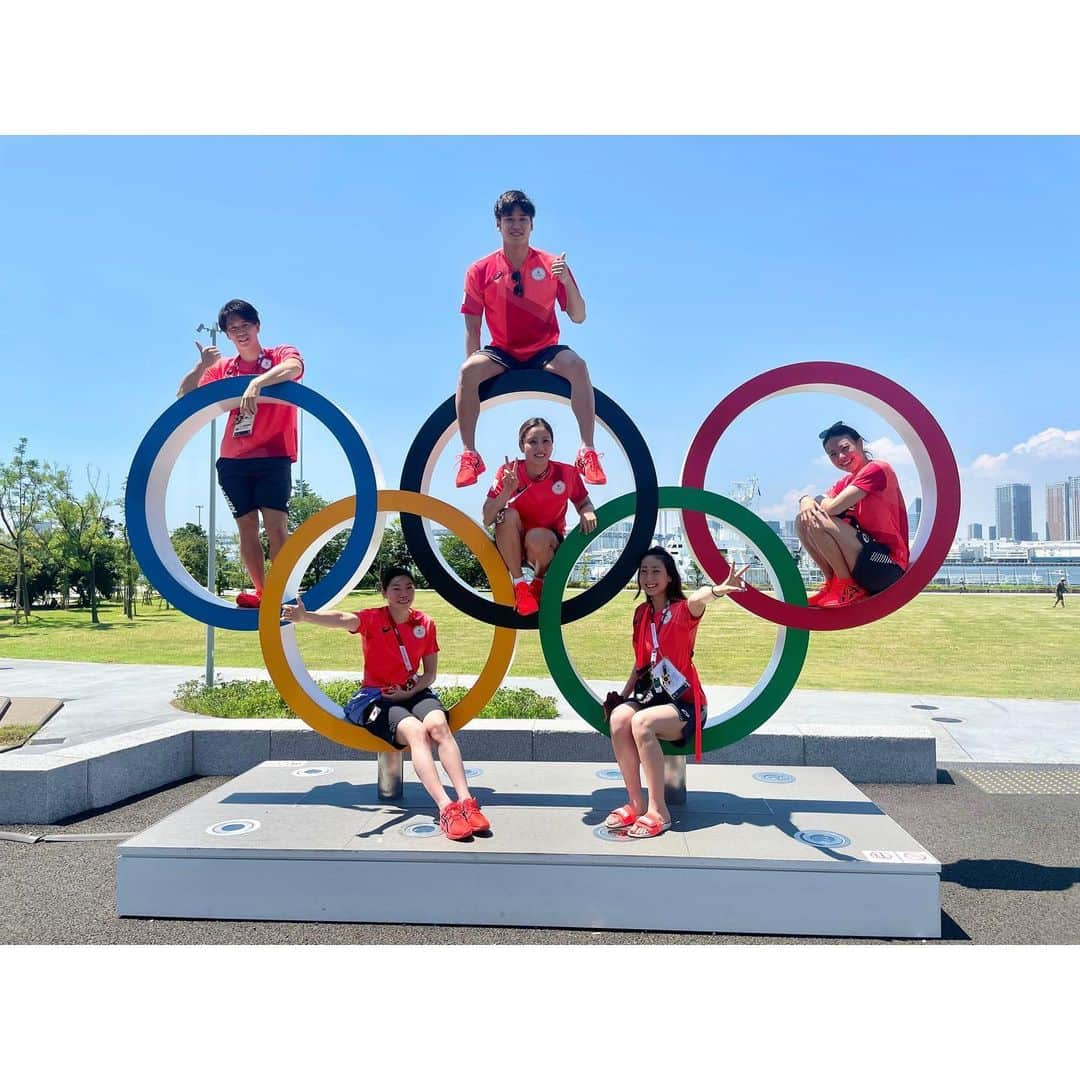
[
  {"xmin": 969, "ymin": 451, "xmax": 1010, "ymax": 476},
  {"xmin": 1009, "ymin": 427, "xmax": 1080, "ymax": 460}
]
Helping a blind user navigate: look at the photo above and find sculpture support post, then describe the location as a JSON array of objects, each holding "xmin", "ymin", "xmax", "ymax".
[
  {"xmin": 378, "ymin": 752, "xmax": 404, "ymax": 801},
  {"xmin": 664, "ymin": 754, "xmax": 686, "ymax": 805}
]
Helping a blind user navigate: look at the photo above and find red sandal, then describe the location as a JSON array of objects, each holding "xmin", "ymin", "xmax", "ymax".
[
  {"xmin": 626, "ymin": 813, "xmax": 671, "ymax": 839},
  {"xmin": 603, "ymin": 804, "xmax": 640, "ymax": 831}
]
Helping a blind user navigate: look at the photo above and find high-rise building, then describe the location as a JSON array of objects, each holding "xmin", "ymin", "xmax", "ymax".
[
  {"xmin": 1068, "ymin": 476, "xmax": 1080, "ymax": 541},
  {"xmin": 988, "ymin": 525, "xmax": 997, "ymax": 541},
  {"xmin": 766, "ymin": 520, "xmax": 782, "ymax": 535},
  {"xmin": 967, "ymin": 523, "xmax": 983, "ymax": 540},
  {"xmin": 995, "ymin": 483, "xmax": 1033, "ymax": 541},
  {"xmin": 907, "ymin": 497, "xmax": 922, "ymax": 541},
  {"xmin": 1046, "ymin": 482, "xmax": 1067, "ymax": 541}
]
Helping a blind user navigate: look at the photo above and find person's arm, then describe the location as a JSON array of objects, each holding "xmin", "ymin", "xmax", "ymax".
[
  {"xmin": 482, "ymin": 458, "xmax": 522, "ymax": 527},
  {"xmin": 238, "ymin": 355, "xmax": 304, "ymax": 417},
  {"xmin": 573, "ymin": 496, "xmax": 597, "ymax": 534},
  {"xmin": 687, "ymin": 563, "xmax": 749, "ymax": 618},
  {"xmin": 797, "ymin": 485, "xmax": 866, "ymax": 530},
  {"xmin": 552, "ymin": 253, "xmax": 586, "ymax": 323},
  {"xmin": 281, "ymin": 597, "xmax": 359, "ymax": 632},
  {"xmin": 464, "ymin": 313, "xmax": 483, "ymax": 359},
  {"xmin": 178, "ymin": 341, "xmax": 221, "ymax": 397}
]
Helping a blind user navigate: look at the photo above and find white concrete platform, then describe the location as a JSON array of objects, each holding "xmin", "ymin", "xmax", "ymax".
[{"xmin": 116, "ymin": 761, "xmax": 941, "ymax": 938}]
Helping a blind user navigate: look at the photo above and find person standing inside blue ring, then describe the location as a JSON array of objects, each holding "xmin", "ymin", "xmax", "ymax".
[
  {"xmin": 454, "ymin": 190, "xmax": 608, "ymax": 490},
  {"xmin": 177, "ymin": 299, "xmax": 304, "ymax": 608}
]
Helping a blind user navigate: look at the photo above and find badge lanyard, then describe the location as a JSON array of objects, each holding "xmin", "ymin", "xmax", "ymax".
[{"xmin": 386, "ymin": 613, "xmax": 415, "ymax": 677}]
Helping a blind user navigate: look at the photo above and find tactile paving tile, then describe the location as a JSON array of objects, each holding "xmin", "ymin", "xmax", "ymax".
[{"xmin": 953, "ymin": 768, "xmax": 1080, "ymax": 795}]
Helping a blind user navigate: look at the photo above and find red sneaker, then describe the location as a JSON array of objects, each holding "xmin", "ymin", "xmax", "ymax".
[
  {"xmin": 455, "ymin": 450, "xmax": 486, "ymax": 488},
  {"xmin": 460, "ymin": 796, "xmax": 491, "ymax": 834},
  {"xmin": 529, "ymin": 576, "xmax": 544, "ymax": 603},
  {"xmin": 575, "ymin": 447, "xmax": 607, "ymax": 485},
  {"xmin": 514, "ymin": 579, "xmax": 539, "ymax": 616},
  {"xmin": 819, "ymin": 579, "xmax": 869, "ymax": 608},
  {"xmin": 806, "ymin": 578, "xmax": 837, "ymax": 607},
  {"xmin": 439, "ymin": 801, "xmax": 474, "ymax": 841},
  {"xmin": 236, "ymin": 591, "xmax": 262, "ymax": 608}
]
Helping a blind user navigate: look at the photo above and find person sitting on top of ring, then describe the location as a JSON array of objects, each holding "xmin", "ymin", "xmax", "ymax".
[
  {"xmin": 797, "ymin": 420, "xmax": 910, "ymax": 608},
  {"xmin": 454, "ymin": 189, "xmax": 607, "ymax": 489},
  {"xmin": 281, "ymin": 565, "xmax": 491, "ymax": 842},
  {"xmin": 482, "ymin": 417, "xmax": 598, "ymax": 617},
  {"xmin": 178, "ymin": 298, "xmax": 304, "ymax": 609}
]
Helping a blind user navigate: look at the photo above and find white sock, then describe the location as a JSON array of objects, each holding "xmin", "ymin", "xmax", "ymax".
[{"xmin": 512, "ymin": 576, "xmax": 525, "ymax": 585}]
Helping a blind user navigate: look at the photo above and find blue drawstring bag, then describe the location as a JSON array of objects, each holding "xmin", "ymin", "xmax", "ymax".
[{"xmin": 343, "ymin": 686, "xmax": 384, "ymax": 726}]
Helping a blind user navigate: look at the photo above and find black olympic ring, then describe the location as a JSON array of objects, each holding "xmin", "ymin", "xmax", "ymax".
[{"xmin": 399, "ymin": 369, "xmax": 659, "ymax": 629}]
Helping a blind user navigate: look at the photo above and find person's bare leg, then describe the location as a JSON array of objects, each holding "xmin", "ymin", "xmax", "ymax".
[
  {"xmin": 455, "ymin": 353, "xmax": 503, "ymax": 451},
  {"xmin": 417, "ymin": 701, "xmax": 472, "ymax": 802},
  {"xmin": 262, "ymin": 507, "xmax": 289, "ymax": 561},
  {"xmin": 609, "ymin": 703, "xmax": 647, "ymax": 814},
  {"xmin": 235, "ymin": 511, "xmax": 265, "ymax": 592},
  {"xmin": 395, "ymin": 716, "xmax": 453, "ymax": 811},
  {"xmin": 631, "ymin": 706, "xmax": 686, "ymax": 825},
  {"xmin": 523, "ymin": 527, "xmax": 558, "ymax": 579},
  {"xmin": 495, "ymin": 508, "xmax": 526, "ymax": 579},
  {"xmin": 546, "ymin": 349, "xmax": 595, "ymax": 448}
]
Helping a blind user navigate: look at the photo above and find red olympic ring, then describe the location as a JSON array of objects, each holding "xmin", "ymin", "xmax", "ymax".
[{"xmin": 680, "ymin": 361, "xmax": 961, "ymax": 631}]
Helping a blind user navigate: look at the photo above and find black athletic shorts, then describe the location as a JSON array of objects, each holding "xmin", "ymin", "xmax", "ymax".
[
  {"xmin": 479, "ymin": 344, "xmax": 570, "ymax": 370},
  {"xmin": 361, "ymin": 689, "xmax": 442, "ymax": 749},
  {"xmin": 629, "ymin": 672, "xmax": 706, "ymax": 749},
  {"xmin": 851, "ymin": 528, "xmax": 906, "ymax": 595},
  {"xmin": 216, "ymin": 456, "xmax": 292, "ymax": 519}
]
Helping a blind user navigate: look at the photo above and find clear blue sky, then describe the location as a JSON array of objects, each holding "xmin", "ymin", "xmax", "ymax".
[{"xmin": 2, "ymin": 136, "xmax": 1078, "ymax": 540}]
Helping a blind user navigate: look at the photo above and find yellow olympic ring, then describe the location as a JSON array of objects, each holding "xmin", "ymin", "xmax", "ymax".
[{"xmin": 259, "ymin": 490, "xmax": 518, "ymax": 753}]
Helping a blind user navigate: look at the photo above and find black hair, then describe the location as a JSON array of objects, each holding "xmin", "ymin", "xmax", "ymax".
[
  {"xmin": 494, "ymin": 190, "xmax": 536, "ymax": 222},
  {"xmin": 217, "ymin": 298, "xmax": 260, "ymax": 332},
  {"xmin": 379, "ymin": 566, "xmax": 416, "ymax": 591},
  {"xmin": 518, "ymin": 417, "xmax": 554, "ymax": 448},
  {"xmin": 634, "ymin": 546, "xmax": 688, "ymax": 604},
  {"xmin": 818, "ymin": 421, "xmax": 863, "ymax": 446}
]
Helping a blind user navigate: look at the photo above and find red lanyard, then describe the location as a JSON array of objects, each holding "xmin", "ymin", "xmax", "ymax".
[{"xmin": 386, "ymin": 612, "xmax": 414, "ymax": 677}]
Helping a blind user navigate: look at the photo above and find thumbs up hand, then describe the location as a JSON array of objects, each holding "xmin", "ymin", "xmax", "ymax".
[
  {"xmin": 551, "ymin": 252, "xmax": 570, "ymax": 281},
  {"xmin": 195, "ymin": 340, "xmax": 221, "ymax": 367}
]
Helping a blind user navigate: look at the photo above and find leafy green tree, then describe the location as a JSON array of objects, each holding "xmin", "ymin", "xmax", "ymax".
[
  {"xmin": 0, "ymin": 438, "xmax": 54, "ymax": 622},
  {"xmin": 287, "ymin": 480, "xmax": 350, "ymax": 590},
  {"xmin": 438, "ymin": 532, "xmax": 487, "ymax": 588},
  {"xmin": 46, "ymin": 468, "xmax": 115, "ymax": 623}
]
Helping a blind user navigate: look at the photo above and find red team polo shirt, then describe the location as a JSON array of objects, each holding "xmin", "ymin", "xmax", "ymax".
[
  {"xmin": 197, "ymin": 345, "xmax": 305, "ymax": 461},
  {"xmin": 460, "ymin": 248, "xmax": 572, "ymax": 357},
  {"xmin": 486, "ymin": 460, "xmax": 588, "ymax": 538},
  {"xmin": 632, "ymin": 599, "xmax": 704, "ymax": 706},
  {"xmin": 351, "ymin": 607, "xmax": 439, "ymax": 690},
  {"xmin": 827, "ymin": 460, "xmax": 910, "ymax": 569}
]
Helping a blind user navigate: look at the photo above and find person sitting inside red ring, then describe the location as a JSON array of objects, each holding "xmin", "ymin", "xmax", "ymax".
[
  {"xmin": 797, "ymin": 421, "xmax": 909, "ymax": 608},
  {"xmin": 482, "ymin": 417, "xmax": 598, "ymax": 616}
]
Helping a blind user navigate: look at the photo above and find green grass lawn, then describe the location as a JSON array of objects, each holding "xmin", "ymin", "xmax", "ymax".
[{"xmin": 0, "ymin": 591, "xmax": 1075, "ymax": 700}]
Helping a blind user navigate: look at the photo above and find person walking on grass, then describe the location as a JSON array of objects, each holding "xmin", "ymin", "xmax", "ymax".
[
  {"xmin": 281, "ymin": 566, "xmax": 490, "ymax": 842},
  {"xmin": 178, "ymin": 299, "xmax": 303, "ymax": 608},
  {"xmin": 1054, "ymin": 575, "xmax": 1067, "ymax": 608},
  {"xmin": 454, "ymin": 189, "xmax": 607, "ymax": 489},
  {"xmin": 602, "ymin": 547, "xmax": 747, "ymax": 840}
]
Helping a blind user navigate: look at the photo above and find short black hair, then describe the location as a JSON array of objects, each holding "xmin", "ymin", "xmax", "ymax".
[
  {"xmin": 819, "ymin": 421, "xmax": 863, "ymax": 446},
  {"xmin": 494, "ymin": 190, "xmax": 535, "ymax": 222},
  {"xmin": 217, "ymin": 299, "xmax": 260, "ymax": 332},
  {"xmin": 380, "ymin": 565, "xmax": 415, "ymax": 591}
]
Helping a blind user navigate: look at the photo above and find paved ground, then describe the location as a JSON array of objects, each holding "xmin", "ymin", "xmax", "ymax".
[
  {"xmin": 1, "ymin": 764, "xmax": 1076, "ymax": 944},
  {"xmin": 3, "ymin": 657, "xmax": 1080, "ymax": 763}
]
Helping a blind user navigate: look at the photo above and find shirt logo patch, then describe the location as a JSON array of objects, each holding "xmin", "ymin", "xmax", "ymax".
[
  {"xmin": 552, "ymin": 480, "xmax": 566, "ymax": 495},
  {"xmin": 492, "ymin": 270, "xmax": 504, "ymax": 281},
  {"xmin": 259, "ymin": 356, "xmax": 272, "ymax": 371},
  {"xmin": 531, "ymin": 266, "xmax": 546, "ymax": 281},
  {"xmin": 413, "ymin": 625, "xmax": 426, "ymax": 638}
]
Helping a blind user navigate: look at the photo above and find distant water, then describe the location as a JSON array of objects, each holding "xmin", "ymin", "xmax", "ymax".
[{"xmin": 737, "ymin": 563, "xmax": 1080, "ymax": 589}]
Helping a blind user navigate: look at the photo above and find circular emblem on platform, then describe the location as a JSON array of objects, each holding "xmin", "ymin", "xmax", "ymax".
[
  {"xmin": 403, "ymin": 821, "xmax": 440, "ymax": 838},
  {"xmin": 753, "ymin": 771, "xmax": 796, "ymax": 784},
  {"xmin": 293, "ymin": 766, "xmax": 333, "ymax": 777},
  {"xmin": 259, "ymin": 761, "xmax": 307, "ymax": 768},
  {"xmin": 596, "ymin": 768, "xmax": 623, "ymax": 780},
  {"xmin": 207, "ymin": 819, "xmax": 261, "ymax": 837},
  {"xmin": 795, "ymin": 829, "xmax": 851, "ymax": 849},
  {"xmin": 593, "ymin": 825, "xmax": 636, "ymax": 843},
  {"xmin": 464, "ymin": 767, "xmax": 483, "ymax": 779}
]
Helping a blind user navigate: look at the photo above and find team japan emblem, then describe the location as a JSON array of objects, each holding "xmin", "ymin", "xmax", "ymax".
[
  {"xmin": 531, "ymin": 266, "xmax": 546, "ymax": 280},
  {"xmin": 413, "ymin": 625, "xmax": 426, "ymax": 638},
  {"xmin": 552, "ymin": 480, "xmax": 566, "ymax": 494},
  {"xmin": 259, "ymin": 356, "xmax": 272, "ymax": 370}
]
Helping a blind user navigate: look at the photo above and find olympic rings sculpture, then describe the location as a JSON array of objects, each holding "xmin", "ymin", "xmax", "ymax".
[{"xmin": 128, "ymin": 363, "xmax": 960, "ymax": 757}]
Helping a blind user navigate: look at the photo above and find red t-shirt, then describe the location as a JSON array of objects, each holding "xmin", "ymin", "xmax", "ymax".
[
  {"xmin": 486, "ymin": 459, "xmax": 588, "ymax": 538},
  {"xmin": 197, "ymin": 344, "xmax": 304, "ymax": 461},
  {"xmin": 827, "ymin": 460, "xmax": 910, "ymax": 569},
  {"xmin": 460, "ymin": 247, "xmax": 572, "ymax": 356},
  {"xmin": 632, "ymin": 599, "xmax": 703, "ymax": 706},
  {"xmin": 350, "ymin": 607, "xmax": 439, "ymax": 690}
]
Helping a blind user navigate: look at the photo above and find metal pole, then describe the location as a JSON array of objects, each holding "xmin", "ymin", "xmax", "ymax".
[
  {"xmin": 664, "ymin": 754, "xmax": 687, "ymax": 806},
  {"xmin": 197, "ymin": 321, "xmax": 220, "ymax": 690},
  {"xmin": 378, "ymin": 752, "xmax": 404, "ymax": 800}
]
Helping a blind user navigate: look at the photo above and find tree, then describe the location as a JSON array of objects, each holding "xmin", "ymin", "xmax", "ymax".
[
  {"xmin": 46, "ymin": 468, "xmax": 115, "ymax": 623},
  {"xmin": 169, "ymin": 522, "xmax": 232, "ymax": 594},
  {"xmin": 0, "ymin": 438, "xmax": 53, "ymax": 623},
  {"xmin": 287, "ymin": 480, "xmax": 350, "ymax": 590},
  {"xmin": 438, "ymin": 533, "xmax": 487, "ymax": 588}
]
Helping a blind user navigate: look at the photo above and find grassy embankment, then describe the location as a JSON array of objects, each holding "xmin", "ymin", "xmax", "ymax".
[{"xmin": 1, "ymin": 591, "xmax": 1075, "ymax": 700}]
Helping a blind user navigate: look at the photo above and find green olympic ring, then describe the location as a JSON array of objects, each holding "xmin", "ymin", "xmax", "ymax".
[{"xmin": 538, "ymin": 486, "xmax": 810, "ymax": 755}]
